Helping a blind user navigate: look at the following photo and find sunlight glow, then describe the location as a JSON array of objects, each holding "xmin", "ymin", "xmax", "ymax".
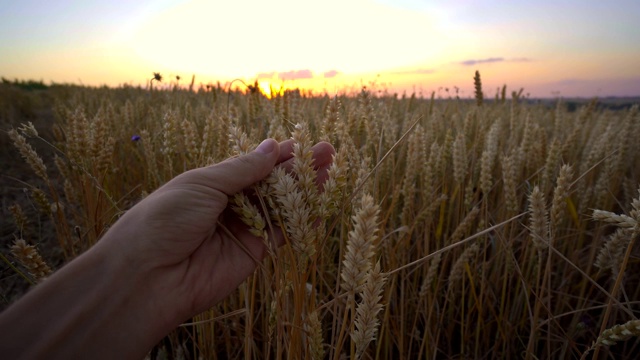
[
  {"xmin": 0, "ymin": 0, "xmax": 639, "ymax": 96},
  {"xmin": 258, "ymin": 81, "xmax": 272, "ymax": 98}
]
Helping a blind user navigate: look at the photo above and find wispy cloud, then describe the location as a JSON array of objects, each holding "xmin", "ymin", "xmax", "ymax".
[
  {"xmin": 324, "ymin": 70, "xmax": 339, "ymax": 78},
  {"xmin": 459, "ymin": 57, "xmax": 533, "ymax": 66},
  {"xmin": 460, "ymin": 57, "xmax": 504, "ymax": 66},
  {"xmin": 256, "ymin": 69, "xmax": 316, "ymax": 80},
  {"xmin": 278, "ymin": 69, "xmax": 313, "ymax": 80}
]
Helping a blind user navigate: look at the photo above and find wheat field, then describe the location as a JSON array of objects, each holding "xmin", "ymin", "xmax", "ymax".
[{"xmin": 2, "ymin": 75, "xmax": 640, "ymax": 359}]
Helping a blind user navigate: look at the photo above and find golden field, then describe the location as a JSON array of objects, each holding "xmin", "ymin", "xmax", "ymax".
[{"xmin": 2, "ymin": 75, "xmax": 640, "ymax": 359}]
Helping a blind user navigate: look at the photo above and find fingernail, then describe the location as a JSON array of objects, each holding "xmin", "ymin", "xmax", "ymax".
[{"xmin": 255, "ymin": 139, "xmax": 275, "ymax": 154}]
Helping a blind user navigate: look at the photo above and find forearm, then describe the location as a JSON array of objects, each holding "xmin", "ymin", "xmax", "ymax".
[{"xmin": 0, "ymin": 243, "xmax": 174, "ymax": 360}]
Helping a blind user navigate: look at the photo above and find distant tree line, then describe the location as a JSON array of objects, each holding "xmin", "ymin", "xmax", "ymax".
[{"xmin": 1, "ymin": 78, "xmax": 49, "ymax": 91}]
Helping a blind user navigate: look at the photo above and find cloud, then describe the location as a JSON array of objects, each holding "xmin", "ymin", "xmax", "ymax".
[
  {"xmin": 278, "ymin": 69, "xmax": 313, "ymax": 80},
  {"xmin": 391, "ymin": 68, "xmax": 435, "ymax": 75},
  {"xmin": 460, "ymin": 57, "xmax": 504, "ymax": 66},
  {"xmin": 324, "ymin": 70, "xmax": 339, "ymax": 78},
  {"xmin": 459, "ymin": 57, "xmax": 533, "ymax": 66}
]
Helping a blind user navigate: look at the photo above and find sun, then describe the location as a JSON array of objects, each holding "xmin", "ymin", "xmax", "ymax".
[{"xmin": 258, "ymin": 81, "xmax": 273, "ymax": 98}]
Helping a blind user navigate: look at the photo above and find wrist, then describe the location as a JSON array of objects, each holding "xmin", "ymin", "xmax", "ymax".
[{"xmin": 0, "ymin": 239, "xmax": 176, "ymax": 359}]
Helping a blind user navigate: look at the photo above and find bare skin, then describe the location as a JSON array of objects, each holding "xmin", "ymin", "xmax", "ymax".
[{"xmin": 0, "ymin": 138, "xmax": 335, "ymax": 360}]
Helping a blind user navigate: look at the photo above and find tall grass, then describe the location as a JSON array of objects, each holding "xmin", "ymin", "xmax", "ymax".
[{"xmin": 3, "ymin": 78, "xmax": 640, "ymax": 359}]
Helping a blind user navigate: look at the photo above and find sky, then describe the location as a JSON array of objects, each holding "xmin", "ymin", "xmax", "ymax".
[{"xmin": 1, "ymin": 0, "xmax": 639, "ymax": 98}]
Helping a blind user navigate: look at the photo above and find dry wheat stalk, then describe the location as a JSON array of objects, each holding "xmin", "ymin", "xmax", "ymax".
[
  {"xmin": 215, "ymin": 114, "xmax": 231, "ymax": 161},
  {"xmin": 419, "ymin": 252, "xmax": 442, "ymax": 298},
  {"xmin": 528, "ymin": 186, "xmax": 549, "ymax": 255},
  {"xmin": 199, "ymin": 114, "xmax": 216, "ymax": 165},
  {"xmin": 542, "ymin": 139, "xmax": 562, "ymax": 191},
  {"xmin": 631, "ymin": 187, "xmax": 640, "ymax": 224},
  {"xmin": 529, "ymin": 125, "xmax": 547, "ymax": 173},
  {"xmin": 88, "ymin": 109, "xmax": 112, "ymax": 173},
  {"xmin": 9, "ymin": 203, "xmax": 29, "ymax": 233},
  {"xmin": 401, "ymin": 129, "xmax": 422, "ymax": 224},
  {"xmin": 318, "ymin": 147, "xmax": 348, "ymax": 220},
  {"xmin": 430, "ymin": 142, "xmax": 444, "ymax": 188},
  {"xmin": 10, "ymin": 238, "xmax": 52, "ymax": 282},
  {"xmin": 291, "ymin": 122, "xmax": 320, "ymax": 210},
  {"xmin": 67, "ymin": 109, "xmax": 89, "ymax": 165},
  {"xmin": 270, "ymin": 168, "xmax": 316, "ymax": 260},
  {"xmin": 229, "ymin": 125, "xmax": 252, "ymax": 156},
  {"xmin": 448, "ymin": 206, "xmax": 480, "ymax": 243},
  {"xmin": 452, "ymin": 131, "xmax": 467, "ymax": 185},
  {"xmin": 592, "ymin": 210, "xmax": 636, "ymax": 229},
  {"xmin": 31, "ymin": 188, "xmax": 52, "ymax": 217},
  {"xmin": 448, "ymin": 242, "xmax": 480, "ymax": 286},
  {"xmin": 261, "ymin": 122, "xmax": 323, "ymax": 266},
  {"xmin": 53, "ymin": 154, "xmax": 70, "ymax": 183},
  {"xmin": 550, "ymin": 164, "xmax": 573, "ymax": 239},
  {"xmin": 583, "ymin": 319, "xmax": 640, "ymax": 359},
  {"xmin": 501, "ymin": 153, "xmax": 519, "ymax": 214},
  {"xmin": 597, "ymin": 319, "xmax": 640, "ymax": 346},
  {"xmin": 8, "ymin": 129, "xmax": 49, "ymax": 182},
  {"xmin": 161, "ymin": 111, "xmax": 179, "ymax": 157},
  {"xmin": 519, "ymin": 113, "xmax": 535, "ymax": 171},
  {"xmin": 474, "ymin": 70, "xmax": 483, "ymax": 106},
  {"xmin": 18, "ymin": 121, "xmax": 39, "ymax": 138},
  {"xmin": 480, "ymin": 121, "xmax": 500, "ymax": 195},
  {"xmin": 592, "ymin": 187, "xmax": 640, "ymax": 280},
  {"xmin": 181, "ymin": 118, "xmax": 198, "ymax": 164},
  {"xmin": 341, "ymin": 194, "xmax": 380, "ymax": 297},
  {"xmin": 595, "ymin": 228, "xmax": 632, "ymax": 280},
  {"xmin": 352, "ymin": 261, "xmax": 387, "ymax": 359},
  {"xmin": 321, "ymin": 96, "xmax": 341, "ymax": 142},
  {"xmin": 230, "ymin": 192, "xmax": 268, "ymax": 240},
  {"xmin": 140, "ymin": 129, "xmax": 159, "ymax": 189},
  {"xmin": 304, "ymin": 309, "xmax": 324, "ymax": 360},
  {"xmin": 122, "ymin": 99, "xmax": 135, "ymax": 129},
  {"xmin": 63, "ymin": 179, "xmax": 77, "ymax": 205}
]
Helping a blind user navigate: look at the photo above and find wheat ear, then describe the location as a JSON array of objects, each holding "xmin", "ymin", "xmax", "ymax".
[
  {"xmin": 340, "ymin": 194, "xmax": 380, "ymax": 297},
  {"xmin": 352, "ymin": 261, "xmax": 387, "ymax": 359},
  {"xmin": 10, "ymin": 238, "xmax": 52, "ymax": 282}
]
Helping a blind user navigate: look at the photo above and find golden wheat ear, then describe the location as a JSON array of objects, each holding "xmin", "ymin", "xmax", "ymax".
[
  {"xmin": 597, "ymin": 320, "xmax": 640, "ymax": 346},
  {"xmin": 474, "ymin": 70, "xmax": 483, "ymax": 107},
  {"xmin": 10, "ymin": 238, "xmax": 52, "ymax": 282},
  {"xmin": 582, "ymin": 319, "xmax": 640, "ymax": 358}
]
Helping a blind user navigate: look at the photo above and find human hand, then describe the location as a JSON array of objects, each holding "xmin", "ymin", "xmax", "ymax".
[{"xmin": 98, "ymin": 138, "xmax": 335, "ymax": 326}]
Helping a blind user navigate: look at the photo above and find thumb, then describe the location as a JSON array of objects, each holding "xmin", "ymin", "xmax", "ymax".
[{"xmin": 197, "ymin": 139, "xmax": 280, "ymax": 196}]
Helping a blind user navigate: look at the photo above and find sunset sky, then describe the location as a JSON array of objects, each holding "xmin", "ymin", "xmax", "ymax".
[{"xmin": 1, "ymin": 0, "xmax": 639, "ymax": 98}]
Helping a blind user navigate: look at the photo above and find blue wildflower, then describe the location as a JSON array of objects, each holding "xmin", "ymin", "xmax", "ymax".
[{"xmin": 131, "ymin": 135, "xmax": 141, "ymax": 142}]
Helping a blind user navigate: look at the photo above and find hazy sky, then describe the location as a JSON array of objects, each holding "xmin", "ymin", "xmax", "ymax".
[{"xmin": 1, "ymin": 0, "xmax": 639, "ymax": 97}]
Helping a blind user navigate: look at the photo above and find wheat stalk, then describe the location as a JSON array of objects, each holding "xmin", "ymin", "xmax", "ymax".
[
  {"xmin": 341, "ymin": 194, "xmax": 380, "ymax": 297},
  {"xmin": 10, "ymin": 238, "xmax": 52, "ymax": 282},
  {"xmin": 582, "ymin": 320, "xmax": 640, "ymax": 359},
  {"xmin": 8, "ymin": 129, "xmax": 49, "ymax": 182},
  {"xmin": 352, "ymin": 261, "xmax": 387, "ymax": 359}
]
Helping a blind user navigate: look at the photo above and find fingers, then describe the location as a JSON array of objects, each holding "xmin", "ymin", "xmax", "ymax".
[
  {"xmin": 172, "ymin": 139, "xmax": 335, "ymax": 197},
  {"xmin": 278, "ymin": 141, "xmax": 336, "ymax": 184},
  {"xmin": 276, "ymin": 139, "xmax": 295, "ymax": 164},
  {"xmin": 190, "ymin": 139, "xmax": 281, "ymax": 196},
  {"xmin": 310, "ymin": 142, "xmax": 336, "ymax": 185}
]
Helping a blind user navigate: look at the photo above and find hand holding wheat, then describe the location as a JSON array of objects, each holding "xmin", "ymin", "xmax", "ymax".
[
  {"xmin": 0, "ymin": 138, "xmax": 335, "ymax": 360},
  {"xmin": 103, "ymin": 138, "xmax": 334, "ymax": 318}
]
